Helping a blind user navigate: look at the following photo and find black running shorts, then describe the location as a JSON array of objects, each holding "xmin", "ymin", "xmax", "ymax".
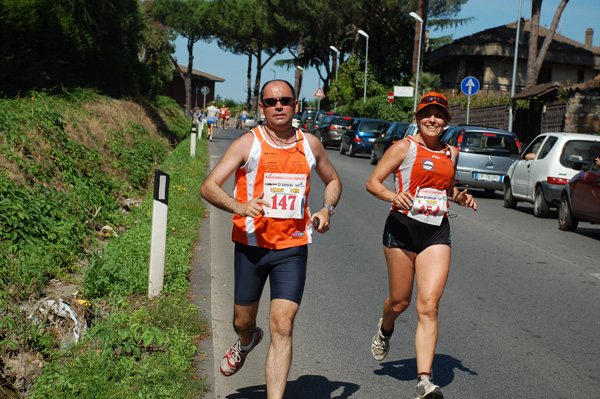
[
  {"xmin": 233, "ymin": 243, "xmax": 308, "ymax": 306},
  {"xmin": 383, "ymin": 211, "xmax": 451, "ymax": 254}
]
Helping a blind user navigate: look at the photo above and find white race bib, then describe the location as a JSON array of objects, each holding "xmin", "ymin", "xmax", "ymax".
[
  {"xmin": 263, "ymin": 173, "xmax": 307, "ymax": 219},
  {"xmin": 407, "ymin": 187, "xmax": 448, "ymax": 226}
]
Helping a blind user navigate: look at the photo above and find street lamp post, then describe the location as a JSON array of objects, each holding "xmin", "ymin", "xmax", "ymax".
[
  {"xmin": 296, "ymin": 66, "xmax": 304, "ymax": 112},
  {"xmin": 329, "ymin": 45, "xmax": 339, "ymax": 81},
  {"xmin": 270, "ymin": 68, "xmax": 276, "ymax": 79},
  {"xmin": 357, "ymin": 29, "xmax": 369, "ymax": 103},
  {"xmin": 508, "ymin": 0, "xmax": 523, "ymax": 132},
  {"xmin": 409, "ymin": 12, "xmax": 424, "ymax": 112}
]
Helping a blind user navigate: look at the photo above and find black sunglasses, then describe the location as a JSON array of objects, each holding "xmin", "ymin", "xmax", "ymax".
[
  {"xmin": 262, "ymin": 97, "xmax": 295, "ymax": 107},
  {"xmin": 420, "ymin": 95, "xmax": 448, "ymax": 106}
]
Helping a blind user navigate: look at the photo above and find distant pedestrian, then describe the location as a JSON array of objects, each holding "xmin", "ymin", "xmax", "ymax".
[
  {"xmin": 205, "ymin": 101, "xmax": 219, "ymax": 141},
  {"xmin": 240, "ymin": 107, "xmax": 248, "ymax": 130},
  {"xmin": 220, "ymin": 104, "xmax": 228, "ymax": 129},
  {"xmin": 192, "ymin": 107, "xmax": 201, "ymax": 124},
  {"xmin": 224, "ymin": 107, "xmax": 231, "ymax": 129},
  {"xmin": 201, "ymin": 79, "xmax": 342, "ymax": 399},
  {"xmin": 366, "ymin": 92, "xmax": 477, "ymax": 399}
]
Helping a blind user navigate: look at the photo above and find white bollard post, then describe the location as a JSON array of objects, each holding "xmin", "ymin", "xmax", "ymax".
[
  {"xmin": 190, "ymin": 124, "xmax": 197, "ymax": 157},
  {"xmin": 198, "ymin": 120, "xmax": 204, "ymax": 140},
  {"xmin": 148, "ymin": 170, "xmax": 169, "ymax": 298}
]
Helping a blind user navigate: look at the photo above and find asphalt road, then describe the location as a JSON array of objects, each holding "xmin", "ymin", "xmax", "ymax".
[{"xmin": 194, "ymin": 126, "xmax": 600, "ymax": 399}]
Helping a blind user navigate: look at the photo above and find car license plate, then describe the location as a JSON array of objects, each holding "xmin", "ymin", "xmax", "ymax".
[
  {"xmin": 475, "ymin": 173, "xmax": 503, "ymax": 182},
  {"xmin": 368, "ymin": 138, "xmax": 376, "ymax": 142}
]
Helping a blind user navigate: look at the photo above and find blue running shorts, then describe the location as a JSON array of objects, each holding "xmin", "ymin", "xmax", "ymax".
[
  {"xmin": 383, "ymin": 211, "xmax": 451, "ymax": 254},
  {"xmin": 207, "ymin": 116, "xmax": 216, "ymax": 124},
  {"xmin": 234, "ymin": 243, "xmax": 308, "ymax": 306}
]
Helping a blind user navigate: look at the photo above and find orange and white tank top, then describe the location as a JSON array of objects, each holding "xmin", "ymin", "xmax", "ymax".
[
  {"xmin": 392, "ymin": 135, "xmax": 456, "ymax": 217},
  {"xmin": 232, "ymin": 126, "xmax": 316, "ymax": 249}
]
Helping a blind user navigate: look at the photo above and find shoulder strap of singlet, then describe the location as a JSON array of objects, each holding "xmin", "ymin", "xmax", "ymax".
[
  {"xmin": 253, "ymin": 126, "xmax": 265, "ymax": 144},
  {"xmin": 405, "ymin": 135, "xmax": 418, "ymax": 148}
]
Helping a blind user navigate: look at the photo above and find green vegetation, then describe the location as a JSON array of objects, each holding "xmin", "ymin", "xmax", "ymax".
[
  {"xmin": 152, "ymin": 0, "xmax": 471, "ymax": 111},
  {"xmin": 0, "ymin": 90, "xmax": 210, "ymax": 397},
  {"xmin": 30, "ymin": 293, "xmax": 208, "ymax": 399},
  {"xmin": 0, "ymin": 0, "xmax": 170, "ymax": 98}
]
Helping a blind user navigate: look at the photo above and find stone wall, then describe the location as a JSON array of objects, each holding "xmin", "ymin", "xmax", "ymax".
[{"xmin": 564, "ymin": 89, "xmax": 600, "ymax": 133}]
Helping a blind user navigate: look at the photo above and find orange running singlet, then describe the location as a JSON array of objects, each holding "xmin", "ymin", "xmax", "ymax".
[
  {"xmin": 392, "ymin": 135, "xmax": 456, "ymax": 216},
  {"xmin": 232, "ymin": 126, "xmax": 316, "ymax": 249}
]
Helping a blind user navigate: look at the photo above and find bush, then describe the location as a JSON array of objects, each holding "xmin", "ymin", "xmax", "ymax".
[{"xmin": 334, "ymin": 95, "xmax": 414, "ymax": 122}]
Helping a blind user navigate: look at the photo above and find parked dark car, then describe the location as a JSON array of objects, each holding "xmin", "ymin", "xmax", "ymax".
[
  {"xmin": 558, "ymin": 158, "xmax": 600, "ymax": 231},
  {"xmin": 339, "ymin": 118, "xmax": 391, "ymax": 157},
  {"xmin": 299, "ymin": 110, "xmax": 335, "ymax": 133},
  {"xmin": 314, "ymin": 116, "xmax": 354, "ymax": 148},
  {"xmin": 299, "ymin": 110, "xmax": 319, "ymax": 132},
  {"xmin": 311, "ymin": 111, "xmax": 336, "ymax": 133},
  {"xmin": 370, "ymin": 122, "xmax": 411, "ymax": 165},
  {"xmin": 440, "ymin": 125, "xmax": 522, "ymax": 194}
]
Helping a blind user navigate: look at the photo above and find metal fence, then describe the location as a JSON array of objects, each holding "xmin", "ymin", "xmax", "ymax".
[
  {"xmin": 448, "ymin": 105, "xmax": 509, "ymax": 129},
  {"xmin": 446, "ymin": 102, "xmax": 567, "ymax": 144},
  {"xmin": 541, "ymin": 103, "xmax": 566, "ymax": 133}
]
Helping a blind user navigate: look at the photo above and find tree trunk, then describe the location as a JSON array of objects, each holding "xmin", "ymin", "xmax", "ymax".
[
  {"xmin": 185, "ymin": 37, "xmax": 194, "ymax": 113},
  {"xmin": 526, "ymin": 0, "xmax": 569, "ymax": 87},
  {"xmin": 526, "ymin": 0, "xmax": 541, "ymax": 87},
  {"xmin": 246, "ymin": 54, "xmax": 253, "ymax": 109},
  {"xmin": 534, "ymin": 0, "xmax": 569, "ymax": 79},
  {"xmin": 171, "ymin": 56, "xmax": 187, "ymax": 115},
  {"xmin": 252, "ymin": 45, "xmax": 262, "ymax": 112},
  {"xmin": 252, "ymin": 44, "xmax": 283, "ymax": 112},
  {"xmin": 295, "ymin": 34, "xmax": 304, "ymax": 99},
  {"xmin": 412, "ymin": 0, "xmax": 429, "ymax": 76}
]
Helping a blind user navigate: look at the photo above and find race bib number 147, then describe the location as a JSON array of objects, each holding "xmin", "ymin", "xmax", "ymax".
[{"xmin": 263, "ymin": 173, "xmax": 307, "ymax": 219}]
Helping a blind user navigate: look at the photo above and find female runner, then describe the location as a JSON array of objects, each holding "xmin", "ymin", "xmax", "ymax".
[{"xmin": 366, "ymin": 92, "xmax": 477, "ymax": 399}]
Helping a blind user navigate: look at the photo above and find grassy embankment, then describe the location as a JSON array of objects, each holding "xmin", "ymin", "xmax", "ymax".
[{"xmin": 0, "ymin": 89, "xmax": 211, "ymax": 398}]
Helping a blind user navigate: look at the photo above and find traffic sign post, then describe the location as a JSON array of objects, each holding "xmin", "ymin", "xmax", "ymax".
[
  {"xmin": 387, "ymin": 91, "xmax": 394, "ymax": 106},
  {"xmin": 200, "ymin": 86, "xmax": 210, "ymax": 111},
  {"xmin": 314, "ymin": 87, "xmax": 325, "ymax": 112},
  {"xmin": 460, "ymin": 77, "xmax": 480, "ymax": 124}
]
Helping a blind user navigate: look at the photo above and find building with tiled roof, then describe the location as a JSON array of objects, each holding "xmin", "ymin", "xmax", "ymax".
[
  {"xmin": 162, "ymin": 64, "xmax": 225, "ymax": 111},
  {"xmin": 428, "ymin": 20, "xmax": 600, "ymax": 97}
]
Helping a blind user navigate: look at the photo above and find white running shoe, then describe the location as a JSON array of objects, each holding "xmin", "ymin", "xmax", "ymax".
[
  {"xmin": 220, "ymin": 327, "xmax": 263, "ymax": 377},
  {"xmin": 371, "ymin": 318, "xmax": 391, "ymax": 361},
  {"xmin": 414, "ymin": 376, "xmax": 444, "ymax": 399}
]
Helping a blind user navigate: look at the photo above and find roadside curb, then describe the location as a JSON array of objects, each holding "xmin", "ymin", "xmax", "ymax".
[{"xmin": 190, "ymin": 202, "xmax": 217, "ymax": 398}]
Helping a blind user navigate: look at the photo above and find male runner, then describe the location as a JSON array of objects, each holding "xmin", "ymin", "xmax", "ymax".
[
  {"xmin": 205, "ymin": 101, "xmax": 219, "ymax": 141},
  {"xmin": 200, "ymin": 79, "xmax": 342, "ymax": 399}
]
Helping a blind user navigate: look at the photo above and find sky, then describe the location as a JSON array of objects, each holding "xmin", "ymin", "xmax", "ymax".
[{"xmin": 173, "ymin": 0, "xmax": 600, "ymax": 104}]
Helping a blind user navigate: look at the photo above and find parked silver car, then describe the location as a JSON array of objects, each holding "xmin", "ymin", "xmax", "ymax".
[
  {"xmin": 504, "ymin": 132, "xmax": 600, "ymax": 217},
  {"xmin": 440, "ymin": 125, "xmax": 522, "ymax": 194}
]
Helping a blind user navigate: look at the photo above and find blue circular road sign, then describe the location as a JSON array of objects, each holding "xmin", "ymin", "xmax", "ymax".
[{"xmin": 461, "ymin": 76, "xmax": 480, "ymax": 96}]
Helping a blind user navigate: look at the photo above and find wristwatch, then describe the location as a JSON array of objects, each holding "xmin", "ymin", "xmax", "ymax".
[{"xmin": 323, "ymin": 204, "xmax": 335, "ymax": 215}]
